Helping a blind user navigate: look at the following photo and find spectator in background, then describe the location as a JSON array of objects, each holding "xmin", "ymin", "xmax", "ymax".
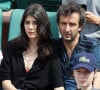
[
  {"xmin": 62, "ymin": 0, "xmax": 87, "ymax": 10},
  {"xmin": 53, "ymin": 1, "xmax": 100, "ymax": 90},
  {"xmin": 0, "ymin": 4, "xmax": 64, "ymax": 90},
  {"xmin": 72, "ymin": 52, "xmax": 100, "ymax": 90},
  {"xmin": 82, "ymin": 0, "xmax": 100, "ymax": 39}
]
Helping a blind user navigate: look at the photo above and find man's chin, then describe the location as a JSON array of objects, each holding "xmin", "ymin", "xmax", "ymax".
[{"xmin": 63, "ymin": 37, "xmax": 72, "ymax": 42}]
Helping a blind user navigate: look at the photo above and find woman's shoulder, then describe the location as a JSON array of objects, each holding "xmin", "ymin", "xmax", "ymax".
[{"xmin": 2, "ymin": 38, "xmax": 24, "ymax": 56}]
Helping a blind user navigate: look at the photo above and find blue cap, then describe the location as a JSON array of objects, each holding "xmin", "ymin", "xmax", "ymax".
[{"xmin": 72, "ymin": 52, "xmax": 97, "ymax": 72}]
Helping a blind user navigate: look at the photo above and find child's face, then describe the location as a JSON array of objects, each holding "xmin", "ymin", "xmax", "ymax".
[{"xmin": 74, "ymin": 67, "xmax": 95, "ymax": 87}]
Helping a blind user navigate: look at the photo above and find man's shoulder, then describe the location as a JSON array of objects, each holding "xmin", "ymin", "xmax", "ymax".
[
  {"xmin": 76, "ymin": 35, "xmax": 98, "ymax": 52},
  {"xmin": 80, "ymin": 35, "xmax": 97, "ymax": 46},
  {"xmin": 52, "ymin": 38, "xmax": 65, "ymax": 54}
]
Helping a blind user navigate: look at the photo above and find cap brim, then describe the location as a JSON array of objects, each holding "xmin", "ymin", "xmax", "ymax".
[{"xmin": 72, "ymin": 64, "xmax": 94, "ymax": 72}]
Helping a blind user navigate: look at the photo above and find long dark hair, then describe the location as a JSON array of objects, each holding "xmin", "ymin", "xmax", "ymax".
[{"xmin": 14, "ymin": 4, "xmax": 53, "ymax": 59}]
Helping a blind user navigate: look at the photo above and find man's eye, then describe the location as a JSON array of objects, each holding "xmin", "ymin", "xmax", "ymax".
[
  {"xmin": 70, "ymin": 23, "xmax": 76, "ymax": 26},
  {"xmin": 62, "ymin": 23, "xmax": 66, "ymax": 25}
]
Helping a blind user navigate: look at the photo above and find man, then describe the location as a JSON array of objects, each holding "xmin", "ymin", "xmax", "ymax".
[{"xmin": 53, "ymin": 1, "xmax": 100, "ymax": 90}]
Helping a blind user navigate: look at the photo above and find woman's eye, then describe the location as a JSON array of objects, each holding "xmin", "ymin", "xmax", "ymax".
[
  {"xmin": 25, "ymin": 21, "xmax": 30, "ymax": 24},
  {"xmin": 32, "ymin": 21, "xmax": 37, "ymax": 25}
]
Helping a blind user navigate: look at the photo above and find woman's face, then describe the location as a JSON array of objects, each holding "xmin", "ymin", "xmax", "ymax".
[
  {"xmin": 24, "ymin": 15, "xmax": 38, "ymax": 40},
  {"xmin": 74, "ymin": 67, "xmax": 95, "ymax": 88}
]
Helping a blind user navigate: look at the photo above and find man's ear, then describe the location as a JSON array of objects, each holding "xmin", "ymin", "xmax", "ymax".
[
  {"xmin": 57, "ymin": 26, "xmax": 62, "ymax": 37},
  {"xmin": 79, "ymin": 24, "xmax": 83, "ymax": 32}
]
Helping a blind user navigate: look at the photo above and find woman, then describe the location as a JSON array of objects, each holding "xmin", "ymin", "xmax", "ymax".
[{"xmin": 0, "ymin": 4, "xmax": 64, "ymax": 90}]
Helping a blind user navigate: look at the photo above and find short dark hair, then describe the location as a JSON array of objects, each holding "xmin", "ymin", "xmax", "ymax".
[{"xmin": 57, "ymin": 1, "xmax": 85, "ymax": 26}]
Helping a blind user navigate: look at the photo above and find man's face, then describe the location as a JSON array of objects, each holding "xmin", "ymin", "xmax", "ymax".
[{"xmin": 58, "ymin": 13, "xmax": 82, "ymax": 42}]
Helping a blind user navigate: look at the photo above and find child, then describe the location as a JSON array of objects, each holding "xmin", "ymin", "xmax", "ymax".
[{"xmin": 72, "ymin": 52, "xmax": 100, "ymax": 90}]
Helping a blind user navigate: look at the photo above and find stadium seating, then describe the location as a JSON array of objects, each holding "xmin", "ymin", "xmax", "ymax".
[
  {"xmin": 0, "ymin": 9, "xmax": 2, "ymax": 49},
  {"xmin": 8, "ymin": 9, "xmax": 59, "ymax": 41},
  {"xmin": 0, "ymin": 0, "xmax": 61, "ymax": 11},
  {"xmin": 0, "ymin": 1, "xmax": 11, "ymax": 11},
  {"xmin": 47, "ymin": 12, "xmax": 59, "ymax": 38},
  {"xmin": 28, "ymin": 0, "xmax": 61, "ymax": 11},
  {"xmin": 8, "ymin": 9, "xmax": 24, "ymax": 41},
  {"xmin": 15, "ymin": 0, "xmax": 61, "ymax": 11}
]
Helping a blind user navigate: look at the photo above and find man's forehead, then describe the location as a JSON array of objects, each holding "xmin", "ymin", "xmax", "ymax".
[
  {"xmin": 59, "ymin": 14, "xmax": 80, "ymax": 22},
  {"xmin": 60, "ymin": 12, "xmax": 80, "ymax": 18}
]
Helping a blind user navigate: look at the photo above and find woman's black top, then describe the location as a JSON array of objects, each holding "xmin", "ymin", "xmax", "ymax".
[{"xmin": 0, "ymin": 41, "xmax": 63, "ymax": 90}]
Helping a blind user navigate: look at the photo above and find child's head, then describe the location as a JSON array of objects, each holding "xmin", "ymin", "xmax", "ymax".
[{"xmin": 72, "ymin": 52, "xmax": 97, "ymax": 88}]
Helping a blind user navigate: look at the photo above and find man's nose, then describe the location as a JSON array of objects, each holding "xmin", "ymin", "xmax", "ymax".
[{"xmin": 65, "ymin": 24, "xmax": 70, "ymax": 32}]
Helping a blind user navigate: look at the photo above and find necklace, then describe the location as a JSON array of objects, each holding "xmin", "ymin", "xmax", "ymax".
[{"xmin": 25, "ymin": 57, "xmax": 33, "ymax": 61}]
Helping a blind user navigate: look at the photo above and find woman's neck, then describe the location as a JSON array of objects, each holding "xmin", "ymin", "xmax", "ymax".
[{"xmin": 29, "ymin": 38, "xmax": 38, "ymax": 49}]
